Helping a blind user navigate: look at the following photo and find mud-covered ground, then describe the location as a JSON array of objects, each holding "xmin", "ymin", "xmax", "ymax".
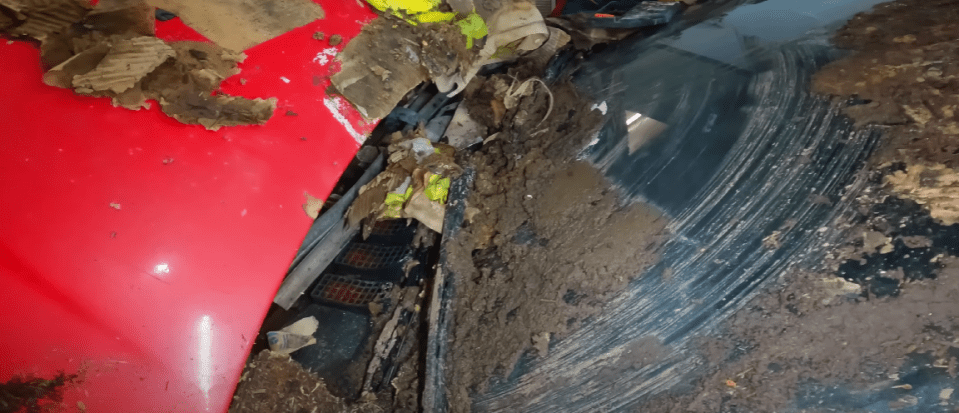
[
  {"xmin": 442, "ymin": 73, "xmax": 670, "ymax": 410},
  {"xmin": 636, "ymin": 0, "xmax": 959, "ymax": 411},
  {"xmin": 230, "ymin": 350, "xmax": 396, "ymax": 413}
]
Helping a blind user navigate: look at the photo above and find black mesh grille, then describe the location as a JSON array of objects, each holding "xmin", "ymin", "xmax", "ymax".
[
  {"xmin": 370, "ymin": 219, "xmax": 409, "ymax": 237},
  {"xmin": 311, "ymin": 274, "xmax": 393, "ymax": 306},
  {"xmin": 335, "ymin": 243, "xmax": 407, "ymax": 270}
]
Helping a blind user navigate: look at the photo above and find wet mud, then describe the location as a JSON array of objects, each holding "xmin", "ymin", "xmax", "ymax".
[
  {"xmin": 636, "ymin": 0, "xmax": 959, "ymax": 411},
  {"xmin": 444, "ymin": 76, "xmax": 670, "ymax": 411}
]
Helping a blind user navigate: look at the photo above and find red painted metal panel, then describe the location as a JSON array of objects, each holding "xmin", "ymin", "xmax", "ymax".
[{"xmin": 0, "ymin": 2, "xmax": 376, "ymax": 412}]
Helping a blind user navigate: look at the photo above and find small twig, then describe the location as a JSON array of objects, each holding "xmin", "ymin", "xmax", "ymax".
[
  {"xmin": 531, "ymin": 78, "xmax": 553, "ymax": 128},
  {"xmin": 530, "ymin": 128, "xmax": 550, "ymax": 137}
]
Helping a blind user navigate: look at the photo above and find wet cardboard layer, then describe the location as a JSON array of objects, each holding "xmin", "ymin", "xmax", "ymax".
[
  {"xmin": 2, "ymin": 0, "xmax": 277, "ymax": 130},
  {"xmin": 146, "ymin": 0, "xmax": 325, "ymax": 51},
  {"xmin": 6, "ymin": 0, "xmax": 89, "ymax": 41},
  {"xmin": 331, "ymin": 16, "xmax": 473, "ymax": 120},
  {"xmin": 82, "ymin": 0, "xmax": 155, "ymax": 37},
  {"xmin": 71, "ymin": 35, "xmax": 173, "ymax": 94},
  {"xmin": 143, "ymin": 40, "xmax": 276, "ymax": 129}
]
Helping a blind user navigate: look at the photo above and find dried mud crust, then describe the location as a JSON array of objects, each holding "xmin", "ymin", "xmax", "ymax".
[
  {"xmin": 444, "ymin": 76, "xmax": 670, "ymax": 411},
  {"xmin": 635, "ymin": 1, "xmax": 959, "ymax": 411}
]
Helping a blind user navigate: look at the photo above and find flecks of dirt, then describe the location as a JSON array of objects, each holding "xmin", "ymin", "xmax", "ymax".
[
  {"xmin": 0, "ymin": 372, "xmax": 80, "ymax": 413},
  {"xmin": 444, "ymin": 76, "xmax": 670, "ymax": 411},
  {"xmin": 229, "ymin": 350, "xmax": 385, "ymax": 413},
  {"xmin": 331, "ymin": 15, "xmax": 473, "ymax": 120},
  {"xmin": 812, "ymin": 0, "xmax": 959, "ymax": 168},
  {"xmin": 145, "ymin": 0, "xmax": 325, "ymax": 51}
]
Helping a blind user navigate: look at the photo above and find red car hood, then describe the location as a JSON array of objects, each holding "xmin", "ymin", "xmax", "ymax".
[{"xmin": 0, "ymin": 2, "xmax": 376, "ymax": 411}]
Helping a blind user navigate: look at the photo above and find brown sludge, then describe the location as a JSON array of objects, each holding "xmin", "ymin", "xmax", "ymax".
[{"xmin": 444, "ymin": 75, "xmax": 670, "ymax": 411}]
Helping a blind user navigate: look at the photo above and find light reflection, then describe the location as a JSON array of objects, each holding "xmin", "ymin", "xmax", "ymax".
[
  {"xmin": 196, "ymin": 315, "xmax": 213, "ymax": 410},
  {"xmin": 625, "ymin": 111, "xmax": 668, "ymax": 154},
  {"xmin": 153, "ymin": 263, "xmax": 170, "ymax": 275}
]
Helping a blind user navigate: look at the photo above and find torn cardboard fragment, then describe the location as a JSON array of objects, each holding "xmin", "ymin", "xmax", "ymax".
[
  {"xmin": 146, "ymin": 0, "xmax": 325, "ymax": 51},
  {"xmin": 83, "ymin": 0, "xmax": 155, "ymax": 37},
  {"xmin": 7, "ymin": 0, "xmax": 90, "ymax": 41},
  {"xmin": 0, "ymin": 0, "xmax": 23, "ymax": 12},
  {"xmin": 267, "ymin": 316, "xmax": 319, "ymax": 355},
  {"xmin": 43, "ymin": 43, "xmax": 111, "ymax": 88},
  {"xmin": 5, "ymin": 0, "xmax": 277, "ymax": 129},
  {"xmin": 405, "ymin": 185, "xmax": 445, "ymax": 233},
  {"xmin": 72, "ymin": 36, "xmax": 173, "ymax": 94},
  {"xmin": 138, "ymin": 41, "xmax": 274, "ymax": 128},
  {"xmin": 444, "ymin": 103, "xmax": 486, "ymax": 150},
  {"xmin": 0, "ymin": 10, "xmax": 13, "ymax": 30},
  {"xmin": 331, "ymin": 17, "xmax": 430, "ymax": 120},
  {"xmin": 161, "ymin": 93, "xmax": 277, "ymax": 131},
  {"xmin": 331, "ymin": 1, "xmax": 549, "ymax": 122}
]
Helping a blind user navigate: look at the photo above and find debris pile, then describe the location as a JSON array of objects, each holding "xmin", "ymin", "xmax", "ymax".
[
  {"xmin": 331, "ymin": 0, "xmax": 549, "ymax": 121},
  {"xmin": 347, "ymin": 127, "xmax": 461, "ymax": 236},
  {"xmin": 1, "ymin": 0, "xmax": 277, "ymax": 130},
  {"xmin": 326, "ymin": 1, "xmax": 678, "ymax": 410}
]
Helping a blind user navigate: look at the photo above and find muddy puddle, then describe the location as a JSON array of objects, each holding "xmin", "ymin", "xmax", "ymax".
[{"xmin": 631, "ymin": 0, "xmax": 959, "ymax": 411}]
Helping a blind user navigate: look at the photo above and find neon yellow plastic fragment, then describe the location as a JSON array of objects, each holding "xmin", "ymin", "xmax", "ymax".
[{"xmin": 425, "ymin": 174, "xmax": 451, "ymax": 204}]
